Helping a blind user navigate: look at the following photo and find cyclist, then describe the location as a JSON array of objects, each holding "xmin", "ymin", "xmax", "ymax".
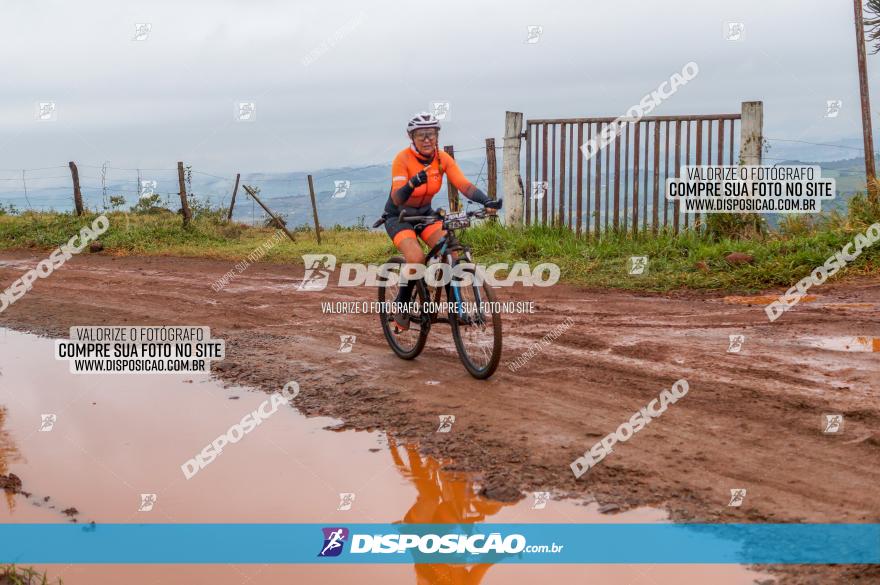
[{"xmin": 384, "ymin": 112, "xmax": 501, "ymax": 331}]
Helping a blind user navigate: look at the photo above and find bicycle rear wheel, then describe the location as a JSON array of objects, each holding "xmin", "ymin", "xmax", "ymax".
[
  {"xmin": 448, "ymin": 266, "xmax": 502, "ymax": 379},
  {"xmin": 378, "ymin": 256, "xmax": 430, "ymax": 360}
]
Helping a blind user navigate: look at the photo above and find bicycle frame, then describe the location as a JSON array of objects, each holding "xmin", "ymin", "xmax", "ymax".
[
  {"xmin": 421, "ymin": 219, "xmax": 486, "ymax": 324},
  {"xmin": 376, "ymin": 206, "xmax": 502, "ymax": 379},
  {"xmin": 374, "ymin": 207, "xmax": 492, "ymax": 325}
]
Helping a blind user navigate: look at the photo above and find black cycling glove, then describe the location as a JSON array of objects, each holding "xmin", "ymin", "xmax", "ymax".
[
  {"xmin": 485, "ymin": 199, "xmax": 502, "ymax": 210},
  {"xmin": 408, "ymin": 170, "xmax": 428, "ymax": 189}
]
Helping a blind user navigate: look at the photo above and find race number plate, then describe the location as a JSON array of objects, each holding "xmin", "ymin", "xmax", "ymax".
[{"xmin": 445, "ymin": 212, "xmax": 470, "ymax": 230}]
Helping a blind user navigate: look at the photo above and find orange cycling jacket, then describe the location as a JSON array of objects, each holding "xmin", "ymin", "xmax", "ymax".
[{"xmin": 388, "ymin": 147, "xmax": 476, "ymax": 209}]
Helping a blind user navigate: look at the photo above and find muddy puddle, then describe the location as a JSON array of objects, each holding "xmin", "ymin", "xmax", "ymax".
[
  {"xmin": 800, "ymin": 335, "xmax": 879, "ymax": 352},
  {"xmin": 0, "ymin": 328, "xmax": 772, "ymax": 584}
]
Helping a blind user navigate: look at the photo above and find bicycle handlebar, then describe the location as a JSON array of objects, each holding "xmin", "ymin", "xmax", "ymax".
[
  {"xmin": 372, "ymin": 207, "xmax": 492, "ymax": 229},
  {"xmin": 398, "ymin": 208, "xmax": 489, "ymax": 225}
]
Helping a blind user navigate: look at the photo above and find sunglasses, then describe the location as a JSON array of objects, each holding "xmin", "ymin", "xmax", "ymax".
[{"xmin": 413, "ymin": 130, "xmax": 438, "ymax": 141}]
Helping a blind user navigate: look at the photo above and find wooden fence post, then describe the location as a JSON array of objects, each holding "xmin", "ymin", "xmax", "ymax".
[
  {"xmin": 227, "ymin": 173, "xmax": 240, "ymax": 221},
  {"xmin": 854, "ymin": 0, "xmax": 877, "ymax": 201},
  {"xmin": 738, "ymin": 101, "xmax": 765, "ymax": 234},
  {"xmin": 443, "ymin": 145, "xmax": 459, "ymax": 212},
  {"xmin": 177, "ymin": 161, "xmax": 192, "ymax": 226},
  {"xmin": 307, "ymin": 175, "xmax": 322, "ymax": 244},
  {"xmin": 68, "ymin": 162, "xmax": 84, "ymax": 216},
  {"xmin": 241, "ymin": 185, "xmax": 296, "ymax": 242},
  {"xmin": 502, "ymin": 111, "xmax": 525, "ymax": 225},
  {"xmin": 485, "ymin": 138, "xmax": 497, "ymax": 200},
  {"xmin": 740, "ymin": 101, "xmax": 763, "ymax": 165}
]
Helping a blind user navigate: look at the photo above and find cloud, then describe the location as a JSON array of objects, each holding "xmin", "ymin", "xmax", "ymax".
[{"xmin": 0, "ymin": 0, "xmax": 871, "ymax": 172}]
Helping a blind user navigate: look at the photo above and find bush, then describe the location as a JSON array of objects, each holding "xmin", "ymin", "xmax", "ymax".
[
  {"xmin": 108, "ymin": 195, "xmax": 126, "ymax": 211},
  {"xmin": 263, "ymin": 216, "xmax": 288, "ymax": 229},
  {"xmin": 845, "ymin": 191, "xmax": 880, "ymax": 227},
  {"xmin": 0, "ymin": 202, "xmax": 19, "ymax": 216},
  {"xmin": 188, "ymin": 195, "xmax": 226, "ymax": 221},
  {"xmin": 131, "ymin": 193, "xmax": 169, "ymax": 214},
  {"xmin": 778, "ymin": 214, "xmax": 818, "ymax": 237},
  {"xmin": 194, "ymin": 207, "xmax": 229, "ymax": 224},
  {"xmin": 704, "ymin": 212, "xmax": 766, "ymax": 240},
  {"xmin": 217, "ymin": 222, "xmax": 248, "ymax": 239}
]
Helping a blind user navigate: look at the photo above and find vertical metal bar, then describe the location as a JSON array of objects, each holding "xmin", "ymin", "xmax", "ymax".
[
  {"xmin": 633, "ymin": 121, "xmax": 641, "ymax": 235},
  {"xmin": 551, "ymin": 124, "xmax": 557, "ymax": 226},
  {"xmin": 652, "ymin": 120, "xmax": 660, "ymax": 234},
  {"xmin": 532, "ymin": 124, "xmax": 539, "ymax": 223},
  {"xmin": 576, "ymin": 123, "xmax": 583, "ymax": 237},
  {"xmin": 559, "ymin": 123, "xmax": 567, "ymax": 228},
  {"xmin": 684, "ymin": 120, "xmax": 691, "ymax": 230},
  {"xmin": 525, "ymin": 124, "xmax": 531, "ymax": 225},
  {"xmin": 541, "ymin": 123, "xmax": 548, "ymax": 225},
  {"xmin": 707, "ymin": 119, "xmax": 713, "ymax": 175},
  {"xmin": 717, "ymin": 117, "xmax": 724, "ymax": 165},
  {"xmin": 604, "ymin": 136, "xmax": 610, "ymax": 232},
  {"xmin": 729, "ymin": 119, "xmax": 735, "ymax": 164},
  {"xmin": 623, "ymin": 122, "xmax": 630, "ymax": 234},
  {"xmin": 674, "ymin": 120, "xmax": 681, "ymax": 234},
  {"xmin": 694, "ymin": 119, "xmax": 703, "ymax": 230},
  {"xmin": 613, "ymin": 126, "xmax": 621, "ymax": 231},
  {"xmin": 594, "ymin": 123, "xmax": 602, "ymax": 237},
  {"xmin": 643, "ymin": 121, "xmax": 649, "ymax": 229},
  {"xmin": 663, "ymin": 120, "xmax": 670, "ymax": 229},
  {"xmin": 568, "ymin": 124, "xmax": 574, "ymax": 230},
  {"xmin": 586, "ymin": 123, "xmax": 592, "ymax": 236}
]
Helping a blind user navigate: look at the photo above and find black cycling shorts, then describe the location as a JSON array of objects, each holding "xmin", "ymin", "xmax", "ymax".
[{"xmin": 384, "ymin": 204, "xmax": 442, "ymax": 245}]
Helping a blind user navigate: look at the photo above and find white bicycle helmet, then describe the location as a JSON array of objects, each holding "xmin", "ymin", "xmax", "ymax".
[{"xmin": 406, "ymin": 111, "xmax": 441, "ymax": 134}]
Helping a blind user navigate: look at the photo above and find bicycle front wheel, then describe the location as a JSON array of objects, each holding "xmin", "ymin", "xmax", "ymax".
[
  {"xmin": 378, "ymin": 256, "xmax": 430, "ymax": 360},
  {"xmin": 448, "ymin": 266, "xmax": 502, "ymax": 379}
]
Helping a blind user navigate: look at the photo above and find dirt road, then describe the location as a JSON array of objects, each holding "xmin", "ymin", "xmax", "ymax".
[{"xmin": 0, "ymin": 251, "xmax": 878, "ymax": 583}]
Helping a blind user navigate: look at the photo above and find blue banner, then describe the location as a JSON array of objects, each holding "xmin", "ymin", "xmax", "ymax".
[{"xmin": 0, "ymin": 523, "xmax": 877, "ymax": 564}]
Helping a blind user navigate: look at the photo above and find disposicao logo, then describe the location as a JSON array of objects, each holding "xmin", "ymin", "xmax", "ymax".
[
  {"xmin": 318, "ymin": 528, "xmax": 528, "ymax": 556},
  {"xmin": 318, "ymin": 527, "xmax": 349, "ymax": 557},
  {"xmin": 298, "ymin": 255, "xmax": 336, "ymax": 291}
]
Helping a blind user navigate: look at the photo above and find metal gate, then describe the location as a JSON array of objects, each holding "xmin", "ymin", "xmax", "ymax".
[{"xmin": 524, "ymin": 114, "xmax": 742, "ymax": 235}]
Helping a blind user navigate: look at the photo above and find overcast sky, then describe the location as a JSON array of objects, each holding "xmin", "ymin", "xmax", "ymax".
[{"xmin": 0, "ymin": 0, "xmax": 876, "ymax": 174}]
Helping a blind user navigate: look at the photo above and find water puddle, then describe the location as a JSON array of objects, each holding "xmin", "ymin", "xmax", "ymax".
[
  {"xmin": 800, "ymin": 335, "xmax": 879, "ymax": 352},
  {"xmin": 0, "ymin": 329, "xmax": 772, "ymax": 584},
  {"xmin": 722, "ymin": 294, "xmax": 818, "ymax": 305},
  {"xmin": 820, "ymin": 302, "xmax": 876, "ymax": 310}
]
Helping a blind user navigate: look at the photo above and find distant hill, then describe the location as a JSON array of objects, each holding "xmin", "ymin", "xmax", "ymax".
[
  {"xmin": 226, "ymin": 157, "xmax": 495, "ymax": 227},
  {"xmin": 0, "ymin": 152, "xmax": 872, "ymax": 228},
  {"xmin": 764, "ymin": 137, "xmax": 875, "ymax": 165},
  {"xmin": 788, "ymin": 156, "xmax": 869, "ymax": 195},
  {"xmin": 0, "ymin": 156, "xmax": 495, "ymax": 228}
]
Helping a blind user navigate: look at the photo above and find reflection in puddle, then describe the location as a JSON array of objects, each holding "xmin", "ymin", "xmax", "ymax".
[
  {"xmin": 0, "ymin": 329, "xmax": 771, "ymax": 584},
  {"xmin": 390, "ymin": 439, "xmax": 510, "ymax": 585},
  {"xmin": 0, "ymin": 407, "xmax": 22, "ymax": 513}
]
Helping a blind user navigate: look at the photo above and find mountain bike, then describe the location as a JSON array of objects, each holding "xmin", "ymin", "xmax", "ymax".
[{"xmin": 372, "ymin": 207, "xmax": 502, "ymax": 379}]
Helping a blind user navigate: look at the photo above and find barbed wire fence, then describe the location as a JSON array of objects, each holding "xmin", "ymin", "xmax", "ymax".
[
  {"xmin": 0, "ymin": 137, "xmax": 871, "ymax": 232},
  {"xmin": 0, "ymin": 140, "xmax": 501, "ymax": 234}
]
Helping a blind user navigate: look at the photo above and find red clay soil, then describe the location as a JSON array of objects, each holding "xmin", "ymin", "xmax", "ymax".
[{"xmin": 0, "ymin": 251, "xmax": 878, "ymax": 584}]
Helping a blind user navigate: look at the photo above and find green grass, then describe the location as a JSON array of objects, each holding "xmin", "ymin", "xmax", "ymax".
[
  {"xmin": 0, "ymin": 210, "xmax": 395, "ymax": 264},
  {"xmin": 460, "ymin": 222, "xmax": 880, "ymax": 292},
  {"xmin": 1, "ymin": 201, "xmax": 878, "ymax": 293}
]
